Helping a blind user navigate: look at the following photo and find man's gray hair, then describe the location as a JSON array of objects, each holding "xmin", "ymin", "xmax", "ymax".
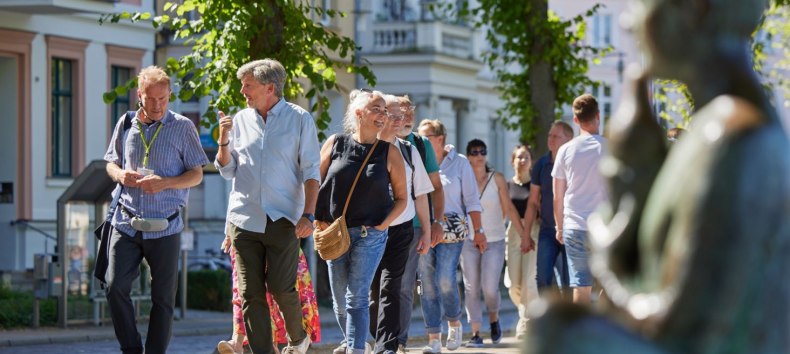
[{"xmin": 236, "ymin": 59, "xmax": 286, "ymax": 99}]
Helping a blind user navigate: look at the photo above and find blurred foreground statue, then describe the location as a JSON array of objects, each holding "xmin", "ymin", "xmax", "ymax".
[{"xmin": 526, "ymin": 0, "xmax": 790, "ymax": 353}]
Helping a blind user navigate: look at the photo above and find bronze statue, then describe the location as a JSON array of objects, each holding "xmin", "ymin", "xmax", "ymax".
[{"xmin": 526, "ymin": 0, "xmax": 790, "ymax": 353}]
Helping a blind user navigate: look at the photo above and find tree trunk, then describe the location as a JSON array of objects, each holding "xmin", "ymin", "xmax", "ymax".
[
  {"xmin": 249, "ymin": 0, "xmax": 285, "ymax": 57},
  {"xmin": 527, "ymin": 0, "xmax": 556, "ymax": 159}
]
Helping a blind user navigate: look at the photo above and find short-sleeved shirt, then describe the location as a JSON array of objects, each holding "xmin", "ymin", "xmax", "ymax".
[
  {"xmin": 531, "ymin": 153, "xmax": 556, "ymax": 229},
  {"xmin": 551, "ymin": 134, "xmax": 608, "ymax": 231},
  {"xmin": 405, "ymin": 133, "xmax": 439, "ymax": 173},
  {"xmin": 405, "ymin": 132, "xmax": 439, "ymax": 228},
  {"xmin": 391, "ymin": 139, "xmax": 435, "ymax": 226},
  {"xmin": 104, "ymin": 110, "xmax": 209, "ymax": 239}
]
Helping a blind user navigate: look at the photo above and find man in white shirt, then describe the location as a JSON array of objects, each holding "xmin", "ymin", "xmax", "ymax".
[
  {"xmin": 366, "ymin": 95, "xmax": 434, "ymax": 354},
  {"xmin": 215, "ymin": 59, "xmax": 320, "ymax": 354},
  {"xmin": 552, "ymin": 94, "xmax": 608, "ymax": 304}
]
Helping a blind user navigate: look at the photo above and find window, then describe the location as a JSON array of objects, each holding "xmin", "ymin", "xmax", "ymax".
[
  {"xmin": 47, "ymin": 35, "xmax": 87, "ymax": 178},
  {"xmin": 111, "ymin": 65, "xmax": 133, "ymax": 129},
  {"xmin": 591, "ymin": 14, "xmax": 613, "ymax": 48},
  {"xmin": 321, "ymin": 0, "xmax": 332, "ymax": 26},
  {"xmin": 106, "ymin": 45, "xmax": 144, "ymax": 141},
  {"xmin": 51, "ymin": 58, "xmax": 73, "ymax": 177}
]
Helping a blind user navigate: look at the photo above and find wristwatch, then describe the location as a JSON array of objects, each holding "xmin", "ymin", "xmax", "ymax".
[
  {"xmin": 475, "ymin": 227, "xmax": 485, "ymax": 234},
  {"xmin": 301, "ymin": 213, "xmax": 315, "ymax": 223}
]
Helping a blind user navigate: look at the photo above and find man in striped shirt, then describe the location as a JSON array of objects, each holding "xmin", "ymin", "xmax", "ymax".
[{"xmin": 104, "ymin": 66, "xmax": 209, "ymax": 354}]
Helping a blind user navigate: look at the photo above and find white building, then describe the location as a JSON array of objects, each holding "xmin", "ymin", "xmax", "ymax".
[
  {"xmin": 355, "ymin": 0, "xmax": 522, "ymax": 173},
  {"xmin": 0, "ymin": 0, "xmax": 157, "ymax": 274}
]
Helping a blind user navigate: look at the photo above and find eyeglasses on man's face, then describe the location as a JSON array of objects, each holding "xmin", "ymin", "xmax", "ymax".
[
  {"xmin": 468, "ymin": 149, "xmax": 487, "ymax": 156},
  {"xmin": 388, "ymin": 113, "xmax": 406, "ymax": 121}
]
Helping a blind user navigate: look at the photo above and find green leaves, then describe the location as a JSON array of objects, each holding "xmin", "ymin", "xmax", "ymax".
[{"xmin": 99, "ymin": 0, "xmax": 375, "ymax": 139}]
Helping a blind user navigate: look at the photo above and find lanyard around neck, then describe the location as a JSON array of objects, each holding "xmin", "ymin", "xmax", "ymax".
[{"xmin": 137, "ymin": 120, "xmax": 163, "ymax": 168}]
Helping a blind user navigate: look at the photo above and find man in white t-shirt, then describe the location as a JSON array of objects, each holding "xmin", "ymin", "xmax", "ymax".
[
  {"xmin": 365, "ymin": 95, "xmax": 434, "ymax": 354},
  {"xmin": 551, "ymin": 94, "xmax": 608, "ymax": 304}
]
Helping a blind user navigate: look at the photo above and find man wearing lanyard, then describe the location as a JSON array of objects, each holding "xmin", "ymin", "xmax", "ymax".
[
  {"xmin": 215, "ymin": 58, "xmax": 321, "ymax": 354},
  {"xmin": 104, "ymin": 66, "xmax": 209, "ymax": 354}
]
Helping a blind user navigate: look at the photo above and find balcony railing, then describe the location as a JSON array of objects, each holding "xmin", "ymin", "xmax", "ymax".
[{"xmin": 363, "ymin": 20, "xmax": 477, "ymax": 60}]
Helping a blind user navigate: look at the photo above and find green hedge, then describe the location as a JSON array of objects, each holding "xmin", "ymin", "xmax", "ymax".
[
  {"xmin": 0, "ymin": 285, "xmax": 56, "ymax": 329},
  {"xmin": 186, "ymin": 270, "xmax": 232, "ymax": 312}
]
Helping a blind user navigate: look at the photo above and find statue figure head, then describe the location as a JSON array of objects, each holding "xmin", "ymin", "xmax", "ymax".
[{"xmin": 631, "ymin": 0, "xmax": 768, "ymax": 80}]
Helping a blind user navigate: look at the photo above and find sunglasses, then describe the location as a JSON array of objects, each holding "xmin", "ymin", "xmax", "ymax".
[{"xmin": 469, "ymin": 149, "xmax": 487, "ymax": 156}]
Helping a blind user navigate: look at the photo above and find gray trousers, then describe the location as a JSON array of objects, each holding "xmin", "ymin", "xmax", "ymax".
[
  {"xmin": 106, "ymin": 228, "xmax": 181, "ymax": 354},
  {"xmin": 397, "ymin": 226, "xmax": 422, "ymax": 345}
]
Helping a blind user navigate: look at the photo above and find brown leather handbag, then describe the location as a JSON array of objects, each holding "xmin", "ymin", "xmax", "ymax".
[{"xmin": 314, "ymin": 139, "xmax": 380, "ymax": 261}]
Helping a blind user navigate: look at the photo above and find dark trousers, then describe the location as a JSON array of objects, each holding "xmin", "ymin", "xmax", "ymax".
[
  {"xmin": 106, "ymin": 228, "xmax": 180, "ymax": 354},
  {"xmin": 536, "ymin": 226, "xmax": 570, "ymax": 294},
  {"xmin": 369, "ymin": 221, "xmax": 414, "ymax": 352},
  {"xmin": 230, "ymin": 219, "xmax": 306, "ymax": 354}
]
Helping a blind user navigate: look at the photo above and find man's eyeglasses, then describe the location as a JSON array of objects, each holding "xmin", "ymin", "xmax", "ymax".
[
  {"xmin": 468, "ymin": 149, "xmax": 487, "ymax": 156},
  {"xmin": 388, "ymin": 113, "xmax": 406, "ymax": 121}
]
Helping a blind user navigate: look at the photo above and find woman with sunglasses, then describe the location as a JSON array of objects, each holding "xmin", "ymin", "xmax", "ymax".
[
  {"xmin": 416, "ymin": 120, "xmax": 484, "ymax": 353},
  {"xmin": 316, "ymin": 89, "xmax": 408, "ymax": 354},
  {"xmin": 460, "ymin": 139, "xmax": 529, "ymax": 347}
]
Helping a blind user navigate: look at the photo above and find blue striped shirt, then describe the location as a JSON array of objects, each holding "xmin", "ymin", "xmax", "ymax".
[
  {"xmin": 215, "ymin": 99, "xmax": 321, "ymax": 233},
  {"xmin": 104, "ymin": 110, "xmax": 210, "ymax": 239}
]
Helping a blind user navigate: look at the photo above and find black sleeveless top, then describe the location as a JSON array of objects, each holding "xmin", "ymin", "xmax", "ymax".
[
  {"xmin": 316, "ymin": 134, "xmax": 393, "ymax": 228},
  {"xmin": 507, "ymin": 179, "xmax": 530, "ymax": 217}
]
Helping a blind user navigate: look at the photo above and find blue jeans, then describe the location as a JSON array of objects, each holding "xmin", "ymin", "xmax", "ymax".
[
  {"xmin": 418, "ymin": 241, "xmax": 464, "ymax": 334},
  {"xmin": 328, "ymin": 226, "xmax": 388, "ymax": 351},
  {"xmin": 536, "ymin": 226, "xmax": 570, "ymax": 291},
  {"xmin": 563, "ymin": 229, "xmax": 592, "ymax": 287}
]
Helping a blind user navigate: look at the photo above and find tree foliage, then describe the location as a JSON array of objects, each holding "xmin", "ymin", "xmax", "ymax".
[
  {"xmin": 435, "ymin": 0, "xmax": 605, "ymax": 156},
  {"xmin": 649, "ymin": 1, "xmax": 788, "ymax": 127},
  {"xmin": 100, "ymin": 0, "xmax": 375, "ymax": 140}
]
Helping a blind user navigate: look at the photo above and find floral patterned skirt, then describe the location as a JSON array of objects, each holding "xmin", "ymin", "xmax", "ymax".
[{"xmin": 230, "ymin": 248, "xmax": 321, "ymax": 344}]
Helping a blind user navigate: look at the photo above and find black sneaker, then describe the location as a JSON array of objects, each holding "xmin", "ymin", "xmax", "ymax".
[
  {"xmin": 465, "ymin": 334, "xmax": 483, "ymax": 348},
  {"xmin": 490, "ymin": 321, "xmax": 502, "ymax": 344}
]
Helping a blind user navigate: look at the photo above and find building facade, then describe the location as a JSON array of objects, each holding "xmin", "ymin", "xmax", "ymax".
[{"xmin": 0, "ymin": 0, "xmax": 156, "ymax": 276}]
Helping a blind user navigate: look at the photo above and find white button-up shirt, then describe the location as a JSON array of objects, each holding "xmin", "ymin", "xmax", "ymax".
[{"xmin": 215, "ymin": 99, "xmax": 321, "ymax": 233}]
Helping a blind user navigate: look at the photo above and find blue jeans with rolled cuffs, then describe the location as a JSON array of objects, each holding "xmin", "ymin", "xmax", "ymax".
[
  {"xmin": 418, "ymin": 241, "xmax": 465, "ymax": 334},
  {"xmin": 328, "ymin": 226, "xmax": 388, "ymax": 352}
]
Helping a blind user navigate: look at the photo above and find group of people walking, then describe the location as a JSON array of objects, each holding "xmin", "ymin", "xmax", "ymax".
[{"xmin": 99, "ymin": 58, "xmax": 610, "ymax": 354}]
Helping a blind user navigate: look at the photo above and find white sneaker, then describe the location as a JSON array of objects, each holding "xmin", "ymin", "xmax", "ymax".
[
  {"xmin": 421, "ymin": 339, "xmax": 442, "ymax": 354},
  {"xmin": 515, "ymin": 317, "xmax": 529, "ymax": 340},
  {"xmin": 343, "ymin": 342, "xmax": 373, "ymax": 354},
  {"xmin": 333, "ymin": 343, "xmax": 347, "ymax": 354},
  {"xmin": 283, "ymin": 336, "xmax": 311, "ymax": 354},
  {"xmin": 445, "ymin": 326, "xmax": 462, "ymax": 351}
]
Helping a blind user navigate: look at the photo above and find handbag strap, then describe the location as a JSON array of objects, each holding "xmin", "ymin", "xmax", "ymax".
[
  {"xmin": 341, "ymin": 138, "xmax": 380, "ymax": 216},
  {"xmin": 479, "ymin": 172, "xmax": 495, "ymax": 199}
]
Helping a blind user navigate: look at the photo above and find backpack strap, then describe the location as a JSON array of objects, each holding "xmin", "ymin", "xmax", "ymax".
[
  {"xmin": 412, "ymin": 133, "xmax": 428, "ymax": 164},
  {"xmin": 397, "ymin": 139, "xmax": 416, "ymax": 200}
]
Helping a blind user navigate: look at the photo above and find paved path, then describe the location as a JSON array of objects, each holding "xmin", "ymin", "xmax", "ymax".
[{"xmin": 0, "ymin": 295, "xmax": 523, "ymax": 353}]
